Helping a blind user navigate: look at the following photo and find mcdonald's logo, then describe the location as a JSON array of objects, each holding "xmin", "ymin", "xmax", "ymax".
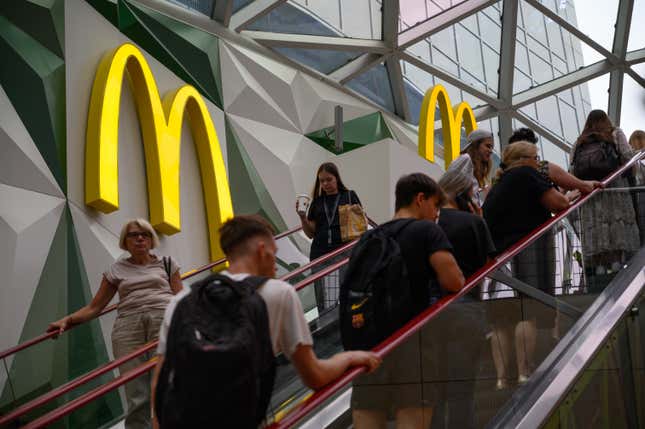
[
  {"xmin": 418, "ymin": 84, "xmax": 478, "ymax": 170},
  {"xmin": 85, "ymin": 43, "xmax": 234, "ymax": 261}
]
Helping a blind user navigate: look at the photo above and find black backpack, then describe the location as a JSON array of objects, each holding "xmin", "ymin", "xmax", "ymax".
[
  {"xmin": 339, "ymin": 219, "xmax": 416, "ymax": 351},
  {"xmin": 154, "ymin": 274, "xmax": 276, "ymax": 429},
  {"xmin": 572, "ymin": 138, "xmax": 620, "ymax": 180}
]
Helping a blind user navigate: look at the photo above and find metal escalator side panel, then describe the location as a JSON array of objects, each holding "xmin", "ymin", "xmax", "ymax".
[{"xmin": 487, "ymin": 247, "xmax": 645, "ymax": 429}]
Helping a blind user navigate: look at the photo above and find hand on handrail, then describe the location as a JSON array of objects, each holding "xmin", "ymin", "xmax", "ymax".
[{"xmin": 46, "ymin": 316, "xmax": 73, "ymax": 338}]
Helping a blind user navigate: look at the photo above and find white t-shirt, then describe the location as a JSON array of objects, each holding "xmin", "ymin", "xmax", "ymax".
[{"xmin": 157, "ymin": 271, "xmax": 313, "ymax": 360}]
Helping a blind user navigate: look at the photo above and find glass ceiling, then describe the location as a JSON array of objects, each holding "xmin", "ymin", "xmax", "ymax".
[{"xmin": 170, "ymin": 0, "xmax": 645, "ymax": 161}]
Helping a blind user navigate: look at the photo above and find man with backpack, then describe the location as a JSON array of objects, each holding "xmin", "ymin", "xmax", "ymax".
[
  {"xmin": 152, "ymin": 215, "xmax": 380, "ymax": 429},
  {"xmin": 340, "ymin": 173, "xmax": 465, "ymax": 429}
]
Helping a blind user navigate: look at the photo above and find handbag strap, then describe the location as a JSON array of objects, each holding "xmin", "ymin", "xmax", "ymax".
[{"xmin": 163, "ymin": 256, "xmax": 172, "ymax": 280}]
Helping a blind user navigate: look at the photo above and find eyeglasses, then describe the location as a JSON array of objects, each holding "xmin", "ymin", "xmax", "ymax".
[
  {"xmin": 521, "ymin": 155, "xmax": 540, "ymax": 161},
  {"xmin": 126, "ymin": 231, "xmax": 152, "ymax": 239}
]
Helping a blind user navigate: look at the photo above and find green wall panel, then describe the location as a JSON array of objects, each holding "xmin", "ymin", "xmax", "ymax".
[
  {"xmin": 85, "ymin": 0, "xmax": 119, "ymax": 26},
  {"xmin": 123, "ymin": 0, "xmax": 223, "ymax": 107},
  {"xmin": 0, "ymin": 0, "xmax": 65, "ymax": 59},
  {"xmin": 0, "ymin": 16, "xmax": 66, "ymax": 190},
  {"xmin": 306, "ymin": 111, "xmax": 393, "ymax": 154},
  {"xmin": 115, "ymin": 0, "xmax": 223, "ymax": 107},
  {"xmin": 0, "ymin": 208, "xmax": 122, "ymax": 427},
  {"xmin": 64, "ymin": 209, "xmax": 122, "ymax": 428},
  {"xmin": 226, "ymin": 118, "xmax": 287, "ymax": 232}
]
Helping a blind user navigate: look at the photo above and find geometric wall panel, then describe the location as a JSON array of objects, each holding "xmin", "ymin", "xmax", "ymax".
[
  {"xmin": 0, "ymin": 85, "xmax": 64, "ymax": 198},
  {"xmin": 85, "ymin": 0, "xmax": 119, "ymax": 27},
  {"xmin": 225, "ymin": 43, "xmax": 302, "ymax": 131},
  {"xmin": 228, "ymin": 114, "xmax": 304, "ymax": 165},
  {"xmin": 220, "ymin": 42, "xmax": 300, "ymax": 132},
  {"xmin": 383, "ymin": 115, "xmax": 422, "ymax": 152},
  {"xmin": 68, "ymin": 203, "xmax": 121, "ymax": 350},
  {"xmin": 228, "ymin": 113, "xmax": 302, "ymax": 229},
  {"xmin": 0, "ymin": 0, "xmax": 65, "ymax": 59},
  {"xmin": 306, "ymin": 111, "xmax": 393, "ymax": 154},
  {"xmin": 0, "ymin": 184, "xmax": 65, "ymax": 354},
  {"xmin": 117, "ymin": 0, "xmax": 223, "ymax": 107},
  {"xmin": 0, "ymin": 208, "xmax": 121, "ymax": 427},
  {"xmin": 299, "ymin": 73, "xmax": 376, "ymax": 134},
  {"xmin": 226, "ymin": 117, "xmax": 288, "ymax": 232},
  {"xmin": 0, "ymin": 16, "xmax": 66, "ymax": 190}
]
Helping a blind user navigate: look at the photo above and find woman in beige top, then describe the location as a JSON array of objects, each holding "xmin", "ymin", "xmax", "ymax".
[{"xmin": 48, "ymin": 219, "xmax": 182, "ymax": 429}]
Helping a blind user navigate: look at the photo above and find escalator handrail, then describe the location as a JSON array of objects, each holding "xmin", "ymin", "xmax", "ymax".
[
  {"xmin": 22, "ymin": 359, "xmax": 160, "ymax": 429},
  {"xmin": 16, "ymin": 153, "xmax": 644, "ymax": 429},
  {"xmin": 1, "ymin": 222, "xmax": 373, "ymax": 426},
  {"xmin": 0, "ymin": 225, "xmax": 302, "ymax": 361},
  {"xmin": 266, "ymin": 151, "xmax": 645, "ymax": 429}
]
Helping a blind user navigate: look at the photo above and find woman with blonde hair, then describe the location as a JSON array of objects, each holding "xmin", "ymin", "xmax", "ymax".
[
  {"xmin": 48, "ymin": 219, "xmax": 183, "ymax": 429},
  {"xmin": 449, "ymin": 129, "xmax": 495, "ymax": 205},
  {"xmin": 483, "ymin": 142, "xmax": 570, "ymax": 388}
]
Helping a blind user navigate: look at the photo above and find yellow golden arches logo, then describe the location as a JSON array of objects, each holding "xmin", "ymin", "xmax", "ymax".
[
  {"xmin": 85, "ymin": 43, "xmax": 234, "ymax": 261},
  {"xmin": 418, "ymin": 84, "xmax": 478, "ymax": 170}
]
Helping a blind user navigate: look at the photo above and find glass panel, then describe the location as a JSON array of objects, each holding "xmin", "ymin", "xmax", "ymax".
[
  {"xmin": 248, "ymin": 2, "xmax": 341, "ymax": 36},
  {"xmin": 620, "ymin": 72, "xmax": 645, "ymax": 140},
  {"xmin": 544, "ymin": 292, "xmax": 644, "ymax": 428},
  {"xmin": 167, "ymin": 0, "xmax": 214, "ymax": 15},
  {"xmin": 401, "ymin": 60, "xmax": 488, "ymax": 109},
  {"xmin": 0, "ymin": 358, "xmax": 16, "ymax": 417},
  {"xmin": 65, "ymin": 363, "xmax": 149, "ymax": 429},
  {"xmin": 399, "ymin": 0, "xmax": 470, "ymax": 32},
  {"xmin": 0, "ymin": 320, "xmax": 123, "ymax": 426},
  {"xmin": 628, "ymin": 0, "xmax": 645, "ymax": 51},
  {"xmin": 404, "ymin": 78, "xmax": 424, "ymax": 126},
  {"xmin": 518, "ymin": 0, "xmax": 605, "ymax": 84},
  {"xmin": 404, "ymin": 2, "xmax": 502, "ymax": 96},
  {"xmin": 346, "ymin": 64, "xmax": 396, "ymax": 113},
  {"xmin": 280, "ymin": 0, "xmax": 382, "ymax": 39},
  {"xmin": 541, "ymin": 0, "xmax": 619, "ymax": 52},
  {"xmin": 232, "ymin": 0, "xmax": 253, "ymax": 14},
  {"xmin": 518, "ymin": 74, "xmax": 606, "ymax": 145},
  {"xmin": 272, "ymin": 47, "xmax": 361, "ymax": 74}
]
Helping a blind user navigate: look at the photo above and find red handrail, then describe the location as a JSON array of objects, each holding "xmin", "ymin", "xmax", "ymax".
[
  {"xmin": 0, "ymin": 225, "xmax": 365, "ymax": 426},
  {"xmin": 0, "ymin": 342, "xmax": 158, "ymax": 426},
  {"xmin": 0, "ymin": 225, "xmax": 303, "ymax": 361},
  {"xmin": 15, "ymin": 154, "xmax": 644, "ymax": 429},
  {"xmin": 22, "ymin": 359, "xmax": 159, "ymax": 429}
]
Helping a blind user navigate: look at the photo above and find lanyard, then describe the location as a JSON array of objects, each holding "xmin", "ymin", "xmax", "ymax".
[{"xmin": 323, "ymin": 193, "xmax": 341, "ymax": 245}]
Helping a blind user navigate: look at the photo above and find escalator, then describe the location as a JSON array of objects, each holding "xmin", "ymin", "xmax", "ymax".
[
  {"xmin": 264, "ymin": 153, "xmax": 645, "ymax": 429},
  {"xmin": 2, "ymin": 154, "xmax": 644, "ymax": 428}
]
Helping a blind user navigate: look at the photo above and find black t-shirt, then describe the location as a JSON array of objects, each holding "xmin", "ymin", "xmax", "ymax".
[
  {"xmin": 438, "ymin": 208, "xmax": 496, "ymax": 299},
  {"xmin": 308, "ymin": 190, "xmax": 361, "ymax": 259},
  {"xmin": 380, "ymin": 218, "xmax": 453, "ymax": 314},
  {"xmin": 438, "ymin": 208, "xmax": 496, "ymax": 279},
  {"xmin": 483, "ymin": 166, "xmax": 554, "ymax": 254}
]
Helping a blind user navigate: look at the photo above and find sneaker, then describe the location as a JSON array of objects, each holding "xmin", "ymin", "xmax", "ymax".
[
  {"xmin": 518, "ymin": 375, "xmax": 530, "ymax": 385},
  {"xmin": 496, "ymin": 379, "xmax": 508, "ymax": 390}
]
